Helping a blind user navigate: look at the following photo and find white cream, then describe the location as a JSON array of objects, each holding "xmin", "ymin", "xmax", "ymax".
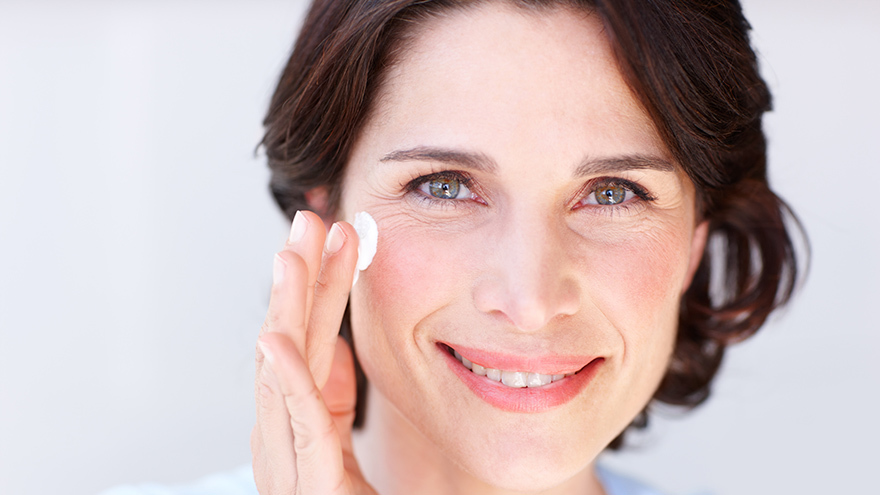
[{"xmin": 352, "ymin": 211, "xmax": 378, "ymax": 286}]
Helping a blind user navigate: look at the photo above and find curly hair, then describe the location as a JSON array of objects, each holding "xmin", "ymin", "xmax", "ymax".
[{"xmin": 260, "ymin": 0, "xmax": 806, "ymax": 449}]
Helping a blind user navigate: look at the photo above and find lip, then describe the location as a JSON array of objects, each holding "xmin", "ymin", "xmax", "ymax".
[{"xmin": 438, "ymin": 343, "xmax": 604, "ymax": 413}]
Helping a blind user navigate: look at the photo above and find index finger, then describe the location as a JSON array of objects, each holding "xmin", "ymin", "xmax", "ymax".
[
  {"xmin": 260, "ymin": 210, "xmax": 327, "ymax": 353},
  {"xmin": 260, "ymin": 250, "xmax": 310, "ymax": 354},
  {"xmin": 283, "ymin": 210, "xmax": 327, "ymax": 335}
]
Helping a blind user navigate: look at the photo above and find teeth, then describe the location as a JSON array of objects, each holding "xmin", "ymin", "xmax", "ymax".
[
  {"xmin": 527, "ymin": 372, "xmax": 552, "ymax": 387},
  {"xmin": 501, "ymin": 370, "xmax": 528, "ymax": 388},
  {"xmin": 451, "ymin": 349, "xmax": 575, "ymax": 388},
  {"xmin": 486, "ymin": 368, "xmax": 502, "ymax": 382}
]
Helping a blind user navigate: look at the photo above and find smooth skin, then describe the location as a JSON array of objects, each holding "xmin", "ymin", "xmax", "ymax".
[{"xmin": 253, "ymin": 3, "xmax": 707, "ymax": 495}]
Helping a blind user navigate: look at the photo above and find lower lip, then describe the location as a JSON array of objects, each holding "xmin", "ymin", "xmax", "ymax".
[{"xmin": 440, "ymin": 346, "xmax": 604, "ymax": 413}]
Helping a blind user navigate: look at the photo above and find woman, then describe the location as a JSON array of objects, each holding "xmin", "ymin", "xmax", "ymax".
[
  {"xmin": 100, "ymin": 1, "xmax": 798, "ymax": 494},
  {"xmin": 251, "ymin": 0, "xmax": 802, "ymax": 494}
]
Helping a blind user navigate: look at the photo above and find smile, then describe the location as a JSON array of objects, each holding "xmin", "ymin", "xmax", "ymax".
[
  {"xmin": 450, "ymin": 348, "xmax": 576, "ymax": 388},
  {"xmin": 439, "ymin": 343, "xmax": 604, "ymax": 413}
]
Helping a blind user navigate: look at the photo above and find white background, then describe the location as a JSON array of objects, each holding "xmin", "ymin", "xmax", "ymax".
[{"xmin": 1, "ymin": 1, "xmax": 878, "ymax": 494}]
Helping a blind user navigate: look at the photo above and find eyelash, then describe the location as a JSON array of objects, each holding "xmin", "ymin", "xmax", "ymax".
[
  {"xmin": 402, "ymin": 170, "xmax": 480, "ymax": 210},
  {"xmin": 575, "ymin": 177, "xmax": 656, "ymax": 215},
  {"xmin": 403, "ymin": 170, "xmax": 656, "ymax": 213}
]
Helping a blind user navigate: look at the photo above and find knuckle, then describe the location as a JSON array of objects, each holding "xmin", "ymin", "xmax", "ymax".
[
  {"xmin": 256, "ymin": 367, "xmax": 280, "ymax": 405},
  {"xmin": 292, "ymin": 419, "xmax": 337, "ymax": 459},
  {"xmin": 277, "ymin": 250, "xmax": 309, "ymax": 273},
  {"xmin": 312, "ymin": 277, "xmax": 333, "ymax": 299},
  {"xmin": 313, "ymin": 266, "xmax": 350, "ymax": 304},
  {"xmin": 288, "ymin": 388, "xmax": 337, "ymax": 455},
  {"xmin": 262, "ymin": 309, "xmax": 283, "ymax": 333},
  {"xmin": 257, "ymin": 381, "xmax": 276, "ymax": 403},
  {"xmin": 286, "ymin": 386, "xmax": 322, "ymax": 420}
]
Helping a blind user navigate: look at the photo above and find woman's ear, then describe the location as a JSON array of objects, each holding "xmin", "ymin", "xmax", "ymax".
[
  {"xmin": 304, "ymin": 186, "xmax": 335, "ymax": 231},
  {"xmin": 683, "ymin": 220, "xmax": 709, "ymax": 293}
]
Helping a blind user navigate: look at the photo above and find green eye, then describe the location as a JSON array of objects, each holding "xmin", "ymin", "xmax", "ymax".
[
  {"xmin": 410, "ymin": 171, "xmax": 482, "ymax": 208},
  {"xmin": 425, "ymin": 176, "xmax": 467, "ymax": 199},
  {"xmin": 594, "ymin": 184, "xmax": 627, "ymax": 205},
  {"xmin": 577, "ymin": 178, "xmax": 654, "ymax": 211}
]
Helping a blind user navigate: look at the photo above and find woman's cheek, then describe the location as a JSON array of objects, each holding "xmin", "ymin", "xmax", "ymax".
[
  {"xmin": 349, "ymin": 217, "xmax": 475, "ymax": 382},
  {"xmin": 580, "ymin": 221, "xmax": 692, "ymax": 343},
  {"xmin": 363, "ymin": 217, "xmax": 468, "ymax": 314}
]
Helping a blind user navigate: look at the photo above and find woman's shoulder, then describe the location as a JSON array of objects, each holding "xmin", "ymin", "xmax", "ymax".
[
  {"xmin": 97, "ymin": 465, "xmax": 257, "ymax": 495},
  {"xmin": 595, "ymin": 465, "xmax": 672, "ymax": 495},
  {"xmin": 98, "ymin": 464, "xmax": 682, "ymax": 495}
]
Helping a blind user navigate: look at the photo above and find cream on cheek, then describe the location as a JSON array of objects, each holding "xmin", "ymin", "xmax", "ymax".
[
  {"xmin": 352, "ymin": 211, "xmax": 379, "ymax": 286},
  {"xmin": 349, "ymin": 212, "xmax": 480, "ymax": 385},
  {"xmin": 350, "ymin": 214, "xmax": 679, "ymax": 484},
  {"xmin": 351, "ymin": 221, "xmax": 612, "ymax": 483}
]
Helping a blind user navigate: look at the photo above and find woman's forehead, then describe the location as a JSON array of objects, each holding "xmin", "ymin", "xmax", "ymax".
[{"xmin": 360, "ymin": 2, "xmax": 669, "ymax": 178}]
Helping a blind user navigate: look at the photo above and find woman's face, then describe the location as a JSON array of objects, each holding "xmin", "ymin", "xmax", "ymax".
[{"xmin": 339, "ymin": 3, "xmax": 706, "ymax": 490}]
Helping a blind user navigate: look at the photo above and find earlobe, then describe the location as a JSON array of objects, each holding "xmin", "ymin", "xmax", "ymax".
[
  {"xmin": 683, "ymin": 220, "xmax": 709, "ymax": 292},
  {"xmin": 304, "ymin": 186, "xmax": 334, "ymax": 231}
]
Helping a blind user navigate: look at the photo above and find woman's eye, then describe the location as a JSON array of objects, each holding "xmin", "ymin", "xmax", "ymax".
[
  {"xmin": 418, "ymin": 175, "xmax": 472, "ymax": 200},
  {"xmin": 593, "ymin": 183, "xmax": 631, "ymax": 205},
  {"xmin": 579, "ymin": 179, "xmax": 651, "ymax": 208}
]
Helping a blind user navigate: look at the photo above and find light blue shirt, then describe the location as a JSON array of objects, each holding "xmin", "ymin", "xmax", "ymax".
[{"xmin": 98, "ymin": 464, "xmax": 669, "ymax": 495}]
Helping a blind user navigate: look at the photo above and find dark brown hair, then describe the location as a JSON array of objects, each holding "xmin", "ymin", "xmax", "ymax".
[{"xmin": 260, "ymin": 0, "xmax": 806, "ymax": 449}]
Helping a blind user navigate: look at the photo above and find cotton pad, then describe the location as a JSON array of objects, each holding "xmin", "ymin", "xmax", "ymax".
[{"xmin": 352, "ymin": 211, "xmax": 378, "ymax": 286}]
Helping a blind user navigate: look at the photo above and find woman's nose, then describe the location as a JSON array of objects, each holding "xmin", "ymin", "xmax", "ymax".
[{"xmin": 472, "ymin": 213, "xmax": 580, "ymax": 332}]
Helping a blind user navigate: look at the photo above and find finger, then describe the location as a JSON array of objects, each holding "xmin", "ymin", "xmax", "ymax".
[
  {"xmin": 252, "ymin": 212, "xmax": 350, "ymax": 495},
  {"xmin": 282, "ymin": 210, "xmax": 327, "ymax": 330},
  {"xmin": 306, "ymin": 221, "xmax": 359, "ymax": 386},
  {"xmin": 260, "ymin": 250, "xmax": 309, "ymax": 353},
  {"xmin": 260, "ymin": 331, "xmax": 351, "ymax": 495},
  {"xmin": 253, "ymin": 250, "xmax": 311, "ymax": 493},
  {"xmin": 253, "ymin": 354, "xmax": 298, "ymax": 494}
]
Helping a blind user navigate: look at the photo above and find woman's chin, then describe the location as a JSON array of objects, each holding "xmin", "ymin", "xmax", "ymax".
[
  {"xmin": 455, "ymin": 453, "xmax": 593, "ymax": 493},
  {"xmin": 437, "ymin": 428, "xmax": 601, "ymax": 493}
]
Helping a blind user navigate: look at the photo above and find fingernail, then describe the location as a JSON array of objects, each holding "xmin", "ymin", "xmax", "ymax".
[
  {"xmin": 289, "ymin": 211, "xmax": 308, "ymax": 244},
  {"xmin": 273, "ymin": 254, "xmax": 286, "ymax": 285},
  {"xmin": 324, "ymin": 223, "xmax": 345, "ymax": 254}
]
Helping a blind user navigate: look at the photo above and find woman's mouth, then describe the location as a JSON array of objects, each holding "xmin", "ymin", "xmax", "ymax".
[
  {"xmin": 439, "ymin": 343, "xmax": 603, "ymax": 413},
  {"xmin": 448, "ymin": 347, "xmax": 577, "ymax": 388}
]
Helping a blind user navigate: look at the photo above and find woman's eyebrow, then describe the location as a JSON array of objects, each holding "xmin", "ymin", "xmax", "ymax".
[
  {"xmin": 379, "ymin": 148, "xmax": 674, "ymax": 176},
  {"xmin": 574, "ymin": 155, "xmax": 675, "ymax": 177},
  {"xmin": 380, "ymin": 147, "xmax": 498, "ymax": 173}
]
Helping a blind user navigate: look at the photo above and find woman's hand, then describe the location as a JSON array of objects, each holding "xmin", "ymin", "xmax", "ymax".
[{"xmin": 252, "ymin": 210, "xmax": 377, "ymax": 495}]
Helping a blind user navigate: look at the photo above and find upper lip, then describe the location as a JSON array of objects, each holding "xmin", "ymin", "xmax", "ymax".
[{"xmin": 439, "ymin": 342, "xmax": 596, "ymax": 375}]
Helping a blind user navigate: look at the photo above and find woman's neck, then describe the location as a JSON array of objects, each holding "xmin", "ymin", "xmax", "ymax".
[{"xmin": 351, "ymin": 385, "xmax": 607, "ymax": 495}]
